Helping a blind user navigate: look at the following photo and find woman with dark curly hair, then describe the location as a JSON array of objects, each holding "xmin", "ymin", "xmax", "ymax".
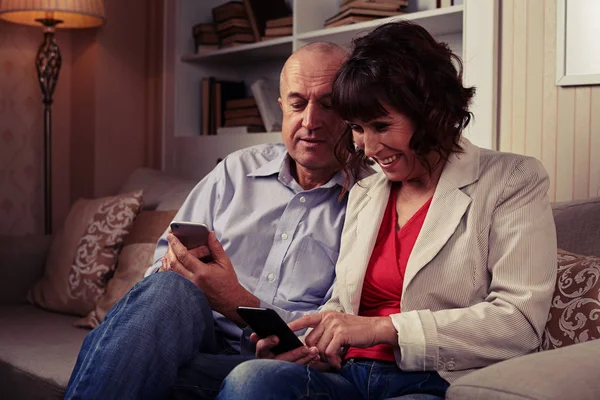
[{"xmin": 216, "ymin": 21, "xmax": 557, "ymax": 400}]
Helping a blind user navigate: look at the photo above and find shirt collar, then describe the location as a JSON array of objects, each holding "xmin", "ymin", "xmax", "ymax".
[{"xmin": 248, "ymin": 152, "xmax": 347, "ymax": 191}]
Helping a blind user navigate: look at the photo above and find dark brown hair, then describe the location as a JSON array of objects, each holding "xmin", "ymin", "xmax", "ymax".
[{"xmin": 333, "ymin": 21, "xmax": 476, "ymax": 182}]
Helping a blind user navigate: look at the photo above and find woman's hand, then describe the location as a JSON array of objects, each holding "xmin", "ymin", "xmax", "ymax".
[
  {"xmin": 252, "ymin": 333, "xmax": 330, "ymax": 371},
  {"xmin": 289, "ymin": 311, "xmax": 398, "ymax": 369}
]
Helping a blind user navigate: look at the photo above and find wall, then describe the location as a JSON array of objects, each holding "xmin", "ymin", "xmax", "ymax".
[{"xmin": 499, "ymin": 0, "xmax": 600, "ymax": 202}]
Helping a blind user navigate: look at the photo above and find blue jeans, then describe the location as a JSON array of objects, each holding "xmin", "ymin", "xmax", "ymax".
[
  {"xmin": 217, "ymin": 358, "xmax": 449, "ymax": 400},
  {"xmin": 65, "ymin": 272, "xmax": 252, "ymax": 400}
]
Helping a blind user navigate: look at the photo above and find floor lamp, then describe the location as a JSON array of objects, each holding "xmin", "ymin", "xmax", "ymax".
[{"xmin": 0, "ymin": 1, "xmax": 105, "ymax": 234}]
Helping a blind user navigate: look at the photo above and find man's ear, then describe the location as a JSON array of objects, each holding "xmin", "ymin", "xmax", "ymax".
[{"xmin": 278, "ymin": 97, "xmax": 283, "ymax": 110}]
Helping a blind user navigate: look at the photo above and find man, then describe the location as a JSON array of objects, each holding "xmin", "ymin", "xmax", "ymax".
[{"xmin": 65, "ymin": 42, "xmax": 363, "ymax": 400}]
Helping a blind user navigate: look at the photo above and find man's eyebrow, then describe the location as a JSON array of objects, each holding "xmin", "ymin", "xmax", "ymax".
[
  {"xmin": 287, "ymin": 92, "xmax": 306, "ymax": 100},
  {"xmin": 287, "ymin": 93, "xmax": 332, "ymax": 101}
]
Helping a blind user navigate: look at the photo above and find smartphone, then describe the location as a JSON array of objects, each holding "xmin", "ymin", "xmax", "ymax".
[
  {"xmin": 170, "ymin": 221, "xmax": 210, "ymax": 249},
  {"xmin": 236, "ymin": 306, "xmax": 304, "ymax": 355}
]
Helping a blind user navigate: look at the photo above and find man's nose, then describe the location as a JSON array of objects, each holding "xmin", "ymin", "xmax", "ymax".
[{"xmin": 302, "ymin": 103, "xmax": 321, "ymax": 131}]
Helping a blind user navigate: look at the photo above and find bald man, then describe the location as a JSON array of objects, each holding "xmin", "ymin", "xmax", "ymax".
[{"xmin": 65, "ymin": 43, "xmax": 370, "ymax": 400}]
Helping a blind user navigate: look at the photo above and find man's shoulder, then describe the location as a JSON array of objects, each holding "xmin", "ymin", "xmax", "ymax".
[{"xmin": 222, "ymin": 143, "xmax": 286, "ymax": 171}]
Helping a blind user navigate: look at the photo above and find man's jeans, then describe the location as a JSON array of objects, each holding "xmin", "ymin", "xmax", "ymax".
[
  {"xmin": 65, "ymin": 272, "xmax": 251, "ymax": 400},
  {"xmin": 217, "ymin": 358, "xmax": 449, "ymax": 400}
]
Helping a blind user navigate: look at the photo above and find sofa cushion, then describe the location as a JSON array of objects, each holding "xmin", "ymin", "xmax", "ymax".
[
  {"xmin": 446, "ymin": 339, "xmax": 600, "ymax": 400},
  {"xmin": 552, "ymin": 197, "xmax": 600, "ymax": 256},
  {"xmin": 119, "ymin": 168, "xmax": 195, "ymax": 211},
  {"xmin": 74, "ymin": 210, "xmax": 177, "ymax": 328},
  {"xmin": 541, "ymin": 249, "xmax": 600, "ymax": 350},
  {"xmin": 28, "ymin": 191, "xmax": 143, "ymax": 316},
  {"xmin": 0, "ymin": 305, "xmax": 88, "ymax": 400}
]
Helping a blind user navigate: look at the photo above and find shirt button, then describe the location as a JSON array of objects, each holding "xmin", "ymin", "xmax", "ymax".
[
  {"xmin": 267, "ymin": 273, "xmax": 275, "ymax": 281},
  {"xmin": 281, "ymin": 233, "xmax": 288, "ymax": 240},
  {"xmin": 299, "ymin": 196, "xmax": 306, "ymax": 203}
]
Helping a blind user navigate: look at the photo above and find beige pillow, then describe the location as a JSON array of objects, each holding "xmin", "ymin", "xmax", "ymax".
[
  {"xmin": 28, "ymin": 191, "xmax": 143, "ymax": 316},
  {"xmin": 74, "ymin": 210, "xmax": 177, "ymax": 328}
]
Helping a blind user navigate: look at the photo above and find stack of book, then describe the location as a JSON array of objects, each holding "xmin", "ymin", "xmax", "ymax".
[
  {"xmin": 193, "ymin": 23, "xmax": 219, "ymax": 53},
  {"xmin": 201, "ymin": 78, "xmax": 250, "ymax": 135},
  {"xmin": 243, "ymin": 0, "xmax": 292, "ymax": 42},
  {"xmin": 221, "ymin": 97, "xmax": 265, "ymax": 134},
  {"xmin": 324, "ymin": 0, "xmax": 408, "ymax": 28},
  {"xmin": 262, "ymin": 15, "xmax": 293, "ymax": 41},
  {"xmin": 212, "ymin": 1, "xmax": 255, "ymax": 48}
]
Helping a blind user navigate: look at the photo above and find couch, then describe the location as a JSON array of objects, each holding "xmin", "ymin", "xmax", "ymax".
[{"xmin": 1, "ymin": 167, "xmax": 599, "ymax": 400}]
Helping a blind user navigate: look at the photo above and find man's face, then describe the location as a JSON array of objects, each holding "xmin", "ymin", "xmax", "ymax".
[{"xmin": 278, "ymin": 53, "xmax": 346, "ymax": 174}]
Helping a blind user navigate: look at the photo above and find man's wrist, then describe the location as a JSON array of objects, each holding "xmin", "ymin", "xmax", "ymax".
[{"xmin": 374, "ymin": 316, "xmax": 398, "ymax": 346}]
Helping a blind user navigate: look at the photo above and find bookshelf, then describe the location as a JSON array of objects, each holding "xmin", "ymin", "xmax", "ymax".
[{"xmin": 161, "ymin": 0, "xmax": 498, "ymax": 181}]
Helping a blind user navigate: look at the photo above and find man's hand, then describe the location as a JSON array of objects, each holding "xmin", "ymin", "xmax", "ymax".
[
  {"xmin": 289, "ymin": 311, "xmax": 397, "ymax": 370},
  {"xmin": 251, "ymin": 333, "xmax": 330, "ymax": 371},
  {"xmin": 162, "ymin": 231, "xmax": 259, "ymax": 323}
]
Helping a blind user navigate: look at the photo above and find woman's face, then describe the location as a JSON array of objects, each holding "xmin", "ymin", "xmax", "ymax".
[{"xmin": 348, "ymin": 107, "xmax": 429, "ymax": 183}]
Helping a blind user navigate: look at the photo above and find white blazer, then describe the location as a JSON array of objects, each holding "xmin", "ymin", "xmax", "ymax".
[{"xmin": 321, "ymin": 138, "xmax": 557, "ymax": 383}]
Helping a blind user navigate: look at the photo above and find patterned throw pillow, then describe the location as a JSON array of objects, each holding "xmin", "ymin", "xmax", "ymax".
[
  {"xmin": 74, "ymin": 210, "xmax": 177, "ymax": 328},
  {"xmin": 541, "ymin": 249, "xmax": 600, "ymax": 350},
  {"xmin": 28, "ymin": 191, "xmax": 143, "ymax": 316}
]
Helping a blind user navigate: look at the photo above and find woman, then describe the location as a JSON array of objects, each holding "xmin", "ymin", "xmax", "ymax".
[{"xmin": 217, "ymin": 21, "xmax": 557, "ymax": 400}]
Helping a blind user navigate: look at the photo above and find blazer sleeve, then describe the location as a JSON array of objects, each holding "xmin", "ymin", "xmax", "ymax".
[{"xmin": 390, "ymin": 157, "xmax": 557, "ymax": 372}]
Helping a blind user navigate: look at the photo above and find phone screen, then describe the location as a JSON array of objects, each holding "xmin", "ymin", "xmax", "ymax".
[{"xmin": 236, "ymin": 306, "xmax": 303, "ymax": 355}]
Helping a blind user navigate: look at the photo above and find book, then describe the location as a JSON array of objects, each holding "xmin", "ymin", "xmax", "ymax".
[
  {"xmin": 437, "ymin": 0, "xmax": 452, "ymax": 7},
  {"xmin": 192, "ymin": 23, "xmax": 216, "ymax": 37},
  {"xmin": 216, "ymin": 18, "xmax": 251, "ymax": 32},
  {"xmin": 220, "ymin": 33, "xmax": 255, "ymax": 45},
  {"xmin": 242, "ymin": 0, "xmax": 292, "ymax": 42},
  {"xmin": 212, "ymin": 1, "xmax": 247, "ymax": 22},
  {"xmin": 325, "ymin": 15, "xmax": 378, "ymax": 28},
  {"xmin": 250, "ymin": 78, "xmax": 283, "ymax": 132},
  {"xmin": 224, "ymin": 107, "xmax": 261, "ymax": 119},
  {"xmin": 340, "ymin": 1, "xmax": 403, "ymax": 12},
  {"xmin": 196, "ymin": 44, "xmax": 219, "ymax": 54},
  {"xmin": 194, "ymin": 32, "xmax": 219, "ymax": 45},
  {"xmin": 225, "ymin": 116, "xmax": 265, "ymax": 127},
  {"xmin": 266, "ymin": 15, "xmax": 293, "ymax": 28},
  {"xmin": 226, "ymin": 97, "xmax": 257, "ymax": 109},
  {"xmin": 325, "ymin": 8, "xmax": 405, "ymax": 26},
  {"xmin": 201, "ymin": 78, "xmax": 212, "ymax": 135},
  {"xmin": 261, "ymin": 35, "xmax": 289, "ymax": 41},
  {"xmin": 264, "ymin": 25, "xmax": 293, "ymax": 37},
  {"xmin": 217, "ymin": 125, "xmax": 265, "ymax": 135},
  {"xmin": 342, "ymin": 0, "xmax": 408, "ymax": 5},
  {"xmin": 212, "ymin": 79, "xmax": 247, "ymax": 134}
]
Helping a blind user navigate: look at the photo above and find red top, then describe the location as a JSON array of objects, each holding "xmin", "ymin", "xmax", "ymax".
[{"xmin": 345, "ymin": 185, "xmax": 432, "ymax": 362}]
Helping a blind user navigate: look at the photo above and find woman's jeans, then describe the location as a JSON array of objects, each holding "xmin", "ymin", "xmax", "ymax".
[
  {"xmin": 64, "ymin": 272, "xmax": 252, "ymax": 400},
  {"xmin": 217, "ymin": 358, "xmax": 449, "ymax": 400}
]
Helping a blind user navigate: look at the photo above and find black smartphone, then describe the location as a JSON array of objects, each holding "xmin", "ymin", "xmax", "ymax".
[
  {"xmin": 236, "ymin": 306, "xmax": 304, "ymax": 355},
  {"xmin": 170, "ymin": 221, "xmax": 210, "ymax": 249}
]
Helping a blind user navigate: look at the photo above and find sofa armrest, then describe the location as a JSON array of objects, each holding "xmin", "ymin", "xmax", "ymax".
[
  {"xmin": 0, "ymin": 235, "xmax": 52, "ymax": 305},
  {"xmin": 447, "ymin": 340, "xmax": 600, "ymax": 400}
]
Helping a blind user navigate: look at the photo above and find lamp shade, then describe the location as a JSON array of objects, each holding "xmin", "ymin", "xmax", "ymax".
[{"xmin": 0, "ymin": 0, "xmax": 105, "ymax": 28}]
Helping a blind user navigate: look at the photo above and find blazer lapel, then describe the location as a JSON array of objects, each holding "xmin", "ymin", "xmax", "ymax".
[
  {"xmin": 345, "ymin": 173, "xmax": 390, "ymax": 314},
  {"xmin": 403, "ymin": 139, "xmax": 481, "ymax": 290}
]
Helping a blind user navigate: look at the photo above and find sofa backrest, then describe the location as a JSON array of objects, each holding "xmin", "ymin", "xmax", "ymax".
[
  {"xmin": 118, "ymin": 168, "xmax": 196, "ymax": 211},
  {"xmin": 551, "ymin": 197, "xmax": 600, "ymax": 256}
]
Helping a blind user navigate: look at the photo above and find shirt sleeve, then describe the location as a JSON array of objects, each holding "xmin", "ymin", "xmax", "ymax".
[
  {"xmin": 391, "ymin": 157, "xmax": 557, "ymax": 372},
  {"xmin": 144, "ymin": 164, "xmax": 225, "ymax": 277},
  {"xmin": 261, "ymin": 279, "xmax": 336, "ymax": 335}
]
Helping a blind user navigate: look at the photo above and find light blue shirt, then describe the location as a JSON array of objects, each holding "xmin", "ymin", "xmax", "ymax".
[{"xmin": 146, "ymin": 143, "xmax": 351, "ymax": 353}]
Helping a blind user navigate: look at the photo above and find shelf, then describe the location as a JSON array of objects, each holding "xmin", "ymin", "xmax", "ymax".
[
  {"xmin": 296, "ymin": 5, "xmax": 463, "ymax": 44},
  {"xmin": 181, "ymin": 36, "xmax": 293, "ymax": 64}
]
